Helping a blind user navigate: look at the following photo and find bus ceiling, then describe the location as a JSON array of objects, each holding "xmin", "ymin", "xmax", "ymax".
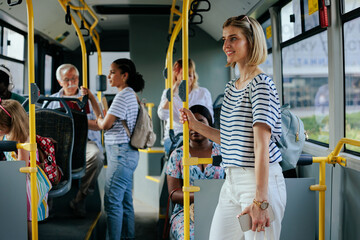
[{"xmin": 0, "ymin": 0, "xmax": 275, "ymax": 51}]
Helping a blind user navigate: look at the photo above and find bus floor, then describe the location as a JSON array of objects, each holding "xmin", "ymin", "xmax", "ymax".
[{"xmin": 38, "ymin": 167, "xmax": 159, "ymax": 240}]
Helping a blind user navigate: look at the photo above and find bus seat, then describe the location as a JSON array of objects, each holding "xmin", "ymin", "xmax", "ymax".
[
  {"xmin": 65, "ymin": 108, "xmax": 88, "ymax": 179},
  {"xmin": 36, "ymin": 108, "xmax": 74, "ymax": 197},
  {"xmin": 212, "ymin": 94, "xmax": 224, "ymax": 130},
  {"xmin": 42, "ymin": 96, "xmax": 89, "ymax": 180}
]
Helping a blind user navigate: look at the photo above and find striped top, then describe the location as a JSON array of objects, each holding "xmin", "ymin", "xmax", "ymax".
[
  {"xmin": 220, "ymin": 73, "xmax": 282, "ymax": 168},
  {"xmin": 104, "ymin": 87, "xmax": 138, "ymax": 145}
]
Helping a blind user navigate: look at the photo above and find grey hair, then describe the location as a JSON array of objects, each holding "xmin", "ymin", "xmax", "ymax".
[{"xmin": 56, "ymin": 64, "xmax": 79, "ymax": 81}]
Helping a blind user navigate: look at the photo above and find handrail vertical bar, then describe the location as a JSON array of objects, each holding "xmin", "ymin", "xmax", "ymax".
[
  {"xmin": 182, "ymin": 0, "xmax": 190, "ymax": 239},
  {"xmin": 168, "ymin": 19, "xmax": 182, "ymax": 134},
  {"xmin": 59, "ymin": 0, "xmax": 87, "ymax": 88},
  {"xmin": 25, "ymin": 0, "xmax": 38, "ymax": 239},
  {"xmin": 319, "ymin": 160, "xmax": 326, "ymax": 240}
]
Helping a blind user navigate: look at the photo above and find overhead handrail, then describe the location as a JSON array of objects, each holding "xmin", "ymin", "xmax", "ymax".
[
  {"xmin": 190, "ymin": 0, "xmax": 211, "ymax": 13},
  {"xmin": 7, "ymin": 0, "xmax": 22, "ymax": 6},
  {"xmin": 58, "ymin": 0, "xmax": 88, "ymax": 89},
  {"xmin": 65, "ymin": 4, "xmax": 71, "ymax": 25},
  {"xmin": 189, "ymin": 13, "xmax": 203, "ymax": 25},
  {"xmin": 73, "ymin": 4, "xmax": 105, "ymax": 102}
]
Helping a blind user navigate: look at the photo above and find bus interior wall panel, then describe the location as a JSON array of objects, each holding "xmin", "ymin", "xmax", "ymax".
[{"xmin": 129, "ymin": 15, "xmax": 228, "ymax": 147}]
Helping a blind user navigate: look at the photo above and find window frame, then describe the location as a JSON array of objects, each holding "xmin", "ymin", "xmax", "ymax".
[
  {"xmin": 341, "ymin": 1, "xmax": 360, "ymax": 156},
  {"xmin": 278, "ymin": 0, "xmax": 329, "ymax": 147},
  {"xmin": 0, "ymin": 20, "xmax": 26, "ymax": 94}
]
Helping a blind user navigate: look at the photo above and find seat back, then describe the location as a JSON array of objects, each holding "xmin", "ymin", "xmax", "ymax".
[
  {"xmin": 70, "ymin": 109, "xmax": 88, "ymax": 178},
  {"xmin": 36, "ymin": 108, "xmax": 74, "ymax": 197},
  {"xmin": 57, "ymin": 108, "xmax": 88, "ymax": 179}
]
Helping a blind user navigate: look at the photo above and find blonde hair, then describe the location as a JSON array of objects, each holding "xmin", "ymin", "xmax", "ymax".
[
  {"xmin": 173, "ymin": 58, "xmax": 199, "ymax": 89},
  {"xmin": 0, "ymin": 99, "xmax": 29, "ymax": 142},
  {"xmin": 223, "ymin": 15, "xmax": 267, "ymax": 68}
]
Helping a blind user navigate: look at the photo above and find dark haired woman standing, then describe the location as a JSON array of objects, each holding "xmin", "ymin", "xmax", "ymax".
[{"xmin": 96, "ymin": 58, "xmax": 145, "ymax": 240}]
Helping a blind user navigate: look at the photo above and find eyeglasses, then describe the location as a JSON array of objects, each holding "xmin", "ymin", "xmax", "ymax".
[
  {"xmin": 0, "ymin": 98, "xmax": 11, "ymax": 118},
  {"xmin": 62, "ymin": 76, "xmax": 78, "ymax": 83},
  {"xmin": 237, "ymin": 15, "xmax": 253, "ymax": 37}
]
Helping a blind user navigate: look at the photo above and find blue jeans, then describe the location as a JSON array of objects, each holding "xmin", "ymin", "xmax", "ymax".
[{"xmin": 105, "ymin": 143, "xmax": 139, "ymax": 240}]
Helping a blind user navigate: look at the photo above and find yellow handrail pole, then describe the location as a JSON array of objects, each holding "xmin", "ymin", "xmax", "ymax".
[
  {"xmin": 182, "ymin": 0, "xmax": 191, "ymax": 239},
  {"xmin": 309, "ymin": 138, "xmax": 360, "ymax": 240},
  {"xmin": 24, "ymin": 0, "xmax": 38, "ymax": 239},
  {"xmin": 77, "ymin": 0, "xmax": 103, "ymax": 101},
  {"xmin": 75, "ymin": 11, "xmax": 103, "ymax": 102},
  {"xmin": 59, "ymin": 0, "xmax": 87, "ymax": 88},
  {"xmin": 168, "ymin": 19, "xmax": 182, "ymax": 133}
]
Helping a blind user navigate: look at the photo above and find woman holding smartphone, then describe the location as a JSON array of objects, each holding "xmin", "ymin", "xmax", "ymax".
[{"xmin": 180, "ymin": 16, "xmax": 286, "ymax": 239}]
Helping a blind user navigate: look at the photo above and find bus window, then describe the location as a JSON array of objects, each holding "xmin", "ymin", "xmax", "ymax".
[
  {"xmin": 344, "ymin": 17, "xmax": 360, "ymax": 153},
  {"xmin": 303, "ymin": 0, "xmax": 320, "ymax": 31},
  {"xmin": 261, "ymin": 18, "xmax": 272, "ymax": 50},
  {"xmin": 259, "ymin": 53, "xmax": 273, "ymax": 80},
  {"xmin": 2, "ymin": 27, "xmax": 25, "ymax": 61},
  {"xmin": 281, "ymin": 0, "xmax": 301, "ymax": 42},
  {"xmin": 343, "ymin": 0, "xmax": 360, "ymax": 13},
  {"xmin": 282, "ymin": 31, "xmax": 329, "ymax": 145},
  {"xmin": 44, "ymin": 54, "xmax": 52, "ymax": 96},
  {"xmin": 0, "ymin": 59, "xmax": 25, "ymax": 95},
  {"xmin": 281, "ymin": 0, "xmax": 320, "ymax": 43},
  {"xmin": 89, "ymin": 51, "xmax": 130, "ymax": 95}
]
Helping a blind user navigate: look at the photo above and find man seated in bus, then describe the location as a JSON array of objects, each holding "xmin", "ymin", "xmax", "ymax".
[
  {"xmin": 44, "ymin": 64, "xmax": 104, "ymax": 217},
  {"xmin": 165, "ymin": 105, "xmax": 224, "ymax": 240}
]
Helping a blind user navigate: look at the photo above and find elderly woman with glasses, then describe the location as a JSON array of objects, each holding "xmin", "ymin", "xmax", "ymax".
[{"xmin": 180, "ymin": 15, "xmax": 286, "ymax": 239}]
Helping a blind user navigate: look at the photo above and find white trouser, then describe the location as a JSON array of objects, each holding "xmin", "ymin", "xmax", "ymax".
[{"xmin": 209, "ymin": 163, "xmax": 286, "ymax": 240}]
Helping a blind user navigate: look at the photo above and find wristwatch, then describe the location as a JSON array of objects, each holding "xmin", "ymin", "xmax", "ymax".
[{"xmin": 253, "ymin": 199, "xmax": 269, "ymax": 210}]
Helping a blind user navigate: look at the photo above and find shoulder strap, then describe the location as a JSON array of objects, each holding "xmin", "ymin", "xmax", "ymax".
[
  {"xmin": 121, "ymin": 120, "xmax": 131, "ymax": 138},
  {"xmin": 121, "ymin": 88, "xmax": 141, "ymax": 138}
]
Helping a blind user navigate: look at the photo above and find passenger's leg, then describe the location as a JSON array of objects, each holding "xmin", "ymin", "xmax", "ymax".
[
  {"xmin": 104, "ymin": 144, "xmax": 138, "ymax": 240},
  {"xmin": 209, "ymin": 178, "xmax": 243, "ymax": 240},
  {"xmin": 169, "ymin": 211, "xmax": 195, "ymax": 240},
  {"xmin": 80, "ymin": 141, "xmax": 104, "ymax": 196},
  {"xmin": 121, "ymin": 179, "xmax": 135, "ymax": 239},
  {"xmin": 71, "ymin": 141, "xmax": 104, "ymax": 215},
  {"xmin": 121, "ymin": 148, "xmax": 139, "ymax": 239}
]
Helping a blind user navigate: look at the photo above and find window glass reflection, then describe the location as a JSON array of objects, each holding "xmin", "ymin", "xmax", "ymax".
[
  {"xmin": 3, "ymin": 28, "xmax": 25, "ymax": 61},
  {"xmin": 282, "ymin": 31, "xmax": 329, "ymax": 144},
  {"xmin": 344, "ymin": 18, "xmax": 360, "ymax": 153}
]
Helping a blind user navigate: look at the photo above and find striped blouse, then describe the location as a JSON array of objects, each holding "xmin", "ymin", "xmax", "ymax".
[
  {"xmin": 220, "ymin": 73, "xmax": 282, "ymax": 168},
  {"xmin": 104, "ymin": 87, "xmax": 138, "ymax": 145}
]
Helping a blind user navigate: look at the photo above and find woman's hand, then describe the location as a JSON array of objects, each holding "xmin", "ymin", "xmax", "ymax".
[
  {"xmin": 238, "ymin": 203, "xmax": 270, "ymax": 232},
  {"xmin": 179, "ymin": 107, "xmax": 197, "ymax": 130},
  {"xmin": 80, "ymin": 86, "xmax": 94, "ymax": 99}
]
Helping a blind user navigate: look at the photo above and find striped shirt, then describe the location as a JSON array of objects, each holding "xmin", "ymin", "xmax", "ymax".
[
  {"xmin": 104, "ymin": 87, "xmax": 138, "ymax": 145},
  {"xmin": 220, "ymin": 73, "xmax": 282, "ymax": 168}
]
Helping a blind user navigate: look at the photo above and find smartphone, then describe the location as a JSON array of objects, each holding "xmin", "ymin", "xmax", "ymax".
[{"xmin": 237, "ymin": 205, "xmax": 275, "ymax": 232}]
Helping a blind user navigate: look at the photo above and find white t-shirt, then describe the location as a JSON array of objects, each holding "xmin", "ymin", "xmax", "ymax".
[{"xmin": 157, "ymin": 86, "xmax": 214, "ymax": 139}]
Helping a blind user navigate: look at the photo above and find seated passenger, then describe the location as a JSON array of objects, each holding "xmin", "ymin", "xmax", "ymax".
[
  {"xmin": 165, "ymin": 105, "xmax": 225, "ymax": 240},
  {"xmin": 157, "ymin": 59, "xmax": 214, "ymax": 156},
  {"xmin": 43, "ymin": 64, "xmax": 104, "ymax": 217},
  {"xmin": 0, "ymin": 99, "xmax": 51, "ymax": 239},
  {"xmin": 0, "ymin": 64, "xmax": 28, "ymax": 111}
]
